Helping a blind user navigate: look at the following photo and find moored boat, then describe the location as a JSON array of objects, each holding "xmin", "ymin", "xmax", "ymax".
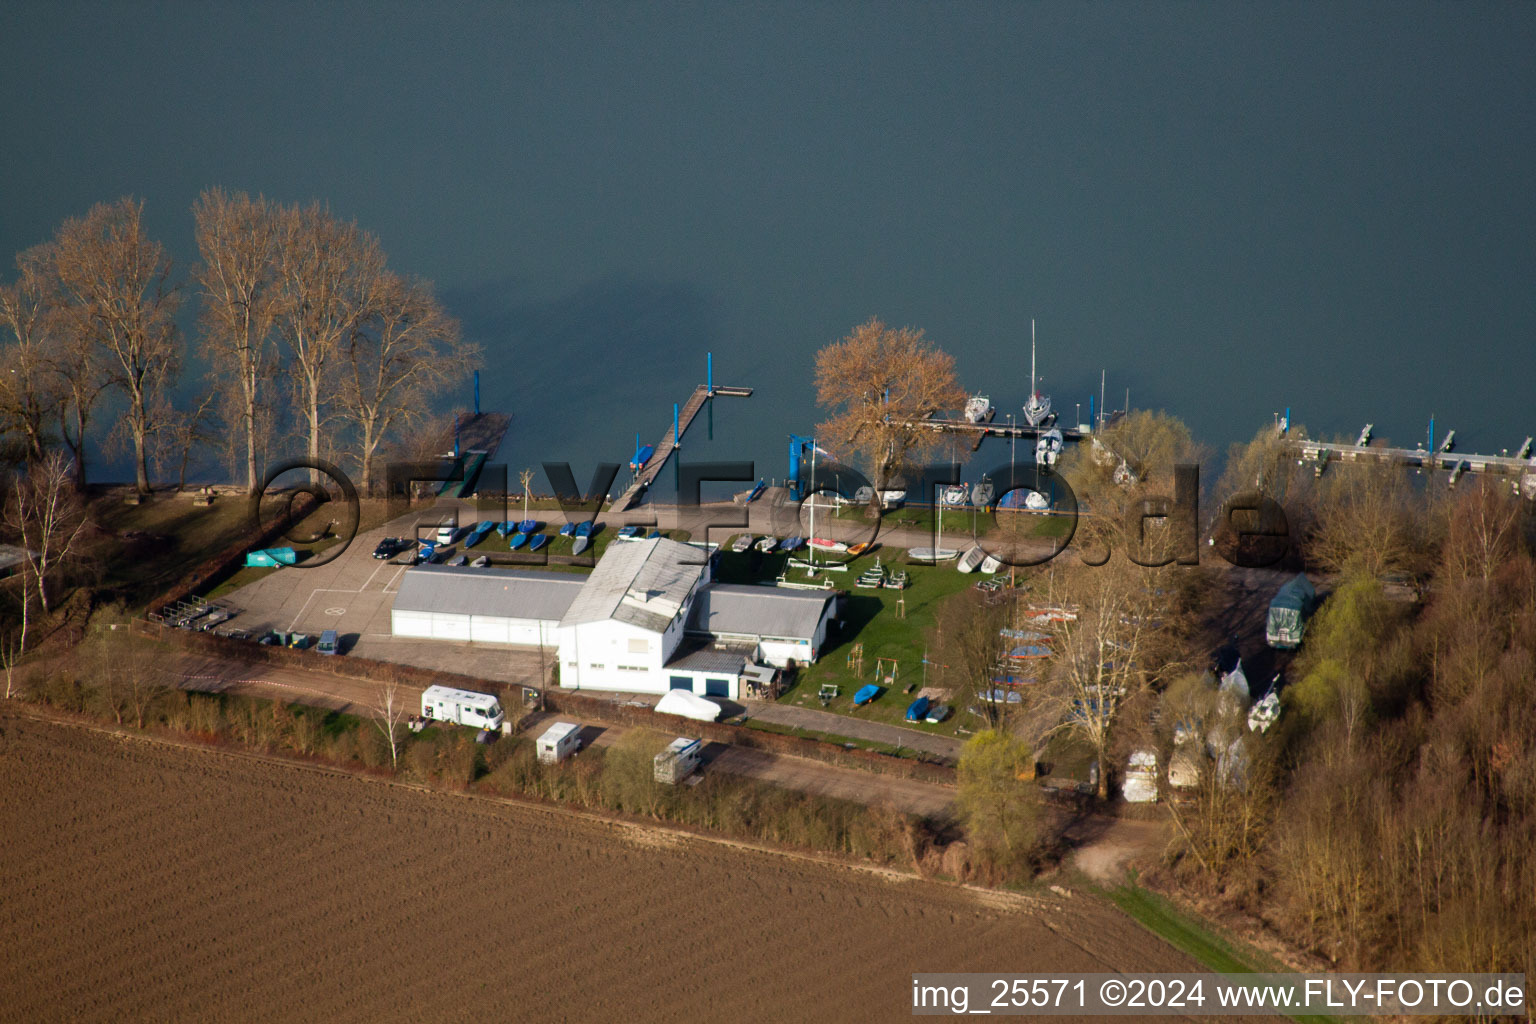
[{"xmin": 963, "ymin": 394, "xmax": 992, "ymax": 424}]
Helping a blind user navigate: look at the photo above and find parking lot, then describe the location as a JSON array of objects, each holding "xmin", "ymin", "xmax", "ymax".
[{"xmin": 219, "ymin": 502, "xmax": 556, "ymax": 686}]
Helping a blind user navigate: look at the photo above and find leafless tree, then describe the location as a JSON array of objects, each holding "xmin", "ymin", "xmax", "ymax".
[
  {"xmin": 365, "ymin": 677, "xmax": 409, "ymax": 770},
  {"xmin": 814, "ymin": 318, "xmax": 967, "ymax": 504},
  {"xmin": 1030, "ymin": 554, "xmax": 1187, "ymax": 799},
  {"xmin": 339, "ymin": 270, "xmax": 472, "ymax": 493},
  {"xmin": 0, "ymin": 246, "xmax": 66, "ymax": 466},
  {"xmin": 193, "ymin": 188, "xmax": 282, "ymax": 495},
  {"xmin": 148, "ymin": 389, "xmax": 218, "ymax": 492},
  {"xmin": 50, "ymin": 198, "xmax": 182, "ymax": 495},
  {"xmin": 4, "ymin": 452, "xmax": 87, "ymax": 613},
  {"xmin": 273, "ymin": 203, "xmax": 387, "ymax": 484},
  {"xmin": 1307, "ymin": 460, "xmax": 1425, "ymax": 582},
  {"xmin": 929, "ymin": 589, "xmax": 1012, "ymax": 729}
]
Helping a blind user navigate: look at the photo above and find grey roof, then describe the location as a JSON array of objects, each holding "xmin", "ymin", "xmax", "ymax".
[
  {"xmin": 393, "ymin": 565, "xmax": 584, "ymax": 620},
  {"xmin": 665, "ymin": 638, "xmax": 755, "ymax": 674},
  {"xmin": 558, "ymin": 537, "xmax": 704, "ymax": 633},
  {"xmin": 686, "ymin": 584, "xmax": 833, "ymax": 641}
]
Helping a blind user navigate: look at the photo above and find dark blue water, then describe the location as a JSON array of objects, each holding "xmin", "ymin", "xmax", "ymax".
[{"xmin": 3, "ymin": 5, "xmax": 1534, "ymax": 488}]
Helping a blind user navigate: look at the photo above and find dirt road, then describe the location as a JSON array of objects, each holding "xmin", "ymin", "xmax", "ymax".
[{"xmin": 168, "ymin": 654, "xmax": 956, "ymax": 817}]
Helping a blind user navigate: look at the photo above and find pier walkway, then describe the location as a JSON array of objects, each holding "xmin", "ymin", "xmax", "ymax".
[{"xmin": 614, "ymin": 383, "xmax": 753, "ymax": 509}]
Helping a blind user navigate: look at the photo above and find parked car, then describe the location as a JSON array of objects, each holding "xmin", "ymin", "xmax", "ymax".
[
  {"xmin": 373, "ymin": 537, "xmax": 407, "ymax": 559},
  {"xmin": 316, "ymin": 629, "xmax": 339, "ymax": 656}
]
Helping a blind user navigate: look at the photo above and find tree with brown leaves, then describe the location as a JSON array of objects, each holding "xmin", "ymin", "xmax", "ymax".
[{"xmin": 814, "ymin": 318, "xmax": 966, "ymax": 502}]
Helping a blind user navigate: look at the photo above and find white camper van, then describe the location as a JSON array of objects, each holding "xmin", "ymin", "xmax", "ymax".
[
  {"xmin": 420, "ymin": 685, "xmax": 504, "ymax": 730},
  {"xmin": 536, "ymin": 722, "xmax": 582, "ymax": 764},
  {"xmin": 653, "ymin": 737, "xmax": 703, "ymax": 785}
]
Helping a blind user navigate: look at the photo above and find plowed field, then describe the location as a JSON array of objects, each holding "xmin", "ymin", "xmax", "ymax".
[{"xmin": 0, "ymin": 713, "xmax": 1203, "ymax": 1023}]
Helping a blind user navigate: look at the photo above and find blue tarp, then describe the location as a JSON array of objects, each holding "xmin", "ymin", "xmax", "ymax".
[
  {"xmin": 905, "ymin": 696, "xmax": 931, "ymax": 721},
  {"xmin": 244, "ymin": 547, "xmax": 296, "ymax": 567},
  {"xmin": 853, "ymin": 684, "xmax": 882, "ymax": 706}
]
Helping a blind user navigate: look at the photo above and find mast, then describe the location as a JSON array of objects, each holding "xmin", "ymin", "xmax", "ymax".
[
  {"xmin": 1030, "ymin": 319, "xmax": 1037, "ymax": 401},
  {"xmin": 808, "ymin": 440, "xmax": 817, "ymax": 568}
]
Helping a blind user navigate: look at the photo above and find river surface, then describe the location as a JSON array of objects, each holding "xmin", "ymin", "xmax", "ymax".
[{"xmin": 3, "ymin": 5, "xmax": 1534, "ymax": 487}]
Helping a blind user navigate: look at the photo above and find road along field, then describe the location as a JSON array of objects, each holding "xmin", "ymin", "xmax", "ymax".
[{"xmin": 0, "ymin": 713, "xmax": 1217, "ymax": 1024}]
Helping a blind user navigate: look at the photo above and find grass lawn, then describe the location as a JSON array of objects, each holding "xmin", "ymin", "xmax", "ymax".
[
  {"xmin": 715, "ymin": 542, "xmax": 1028, "ymax": 739},
  {"xmin": 1106, "ymin": 878, "xmax": 1343, "ymax": 1024}
]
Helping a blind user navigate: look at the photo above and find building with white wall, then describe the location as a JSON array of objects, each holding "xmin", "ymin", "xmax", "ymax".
[{"xmin": 389, "ymin": 537, "xmax": 836, "ymax": 700}]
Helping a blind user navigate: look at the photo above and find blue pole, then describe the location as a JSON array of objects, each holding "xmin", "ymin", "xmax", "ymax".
[
  {"xmin": 674, "ymin": 403, "xmax": 680, "ymax": 448},
  {"xmin": 1088, "ymin": 394, "xmax": 1095, "ymax": 431},
  {"xmin": 1284, "ymin": 406, "xmax": 1291, "ymax": 435},
  {"xmin": 1429, "ymin": 415, "xmax": 1434, "ymax": 453},
  {"xmin": 473, "ymin": 370, "xmax": 480, "ymax": 415},
  {"xmin": 707, "ymin": 351, "xmax": 713, "ymax": 393},
  {"xmin": 454, "ymin": 414, "xmax": 460, "ymax": 457}
]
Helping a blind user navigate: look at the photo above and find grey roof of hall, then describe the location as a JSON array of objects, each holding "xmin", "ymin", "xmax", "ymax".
[
  {"xmin": 558, "ymin": 537, "xmax": 704, "ymax": 633},
  {"xmin": 686, "ymin": 584, "xmax": 834, "ymax": 641},
  {"xmin": 665, "ymin": 638, "xmax": 757, "ymax": 674},
  {"xmin": 392, "ymin": 565, "xmax": 584, "ymax": 620}
]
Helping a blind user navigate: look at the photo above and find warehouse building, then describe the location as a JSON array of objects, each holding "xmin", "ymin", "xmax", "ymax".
[
  {"xmin": 390, "ymin": 566, "xmax": 581, "ymax": 646},
  {"xmin": 389, "ymin": 537, "xmax": 835, "ymax": 700}
]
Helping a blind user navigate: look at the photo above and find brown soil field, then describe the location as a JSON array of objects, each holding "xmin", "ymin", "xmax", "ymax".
[{"xmin": 0, "ymin": 713, "xmax": 1206, "ymax": 1023}]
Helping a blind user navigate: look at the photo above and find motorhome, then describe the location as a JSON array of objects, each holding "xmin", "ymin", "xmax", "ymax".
[
  {"xmin": 653, "ymin": 737, "xmax": 702, "ymax": 784},
  {"xmin": 420, "ymin": 685, "xmax": 504, "ymax": 730}
]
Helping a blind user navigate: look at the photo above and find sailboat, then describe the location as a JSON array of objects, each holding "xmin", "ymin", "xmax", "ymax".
[{"xmin": 1022, "ymin": 319, "xmax": 1055, "ymax": 429}]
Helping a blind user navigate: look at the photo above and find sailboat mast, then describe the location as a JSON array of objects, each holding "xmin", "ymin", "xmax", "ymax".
[{"xmin": 1030, "ymin": 319, "xmax": 1037, "ymax": 400}]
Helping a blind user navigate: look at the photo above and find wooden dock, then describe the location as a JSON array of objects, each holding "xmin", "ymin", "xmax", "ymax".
[{"xmin": 613, "ymin": 383, "xmax": 754, "ymax": 509}]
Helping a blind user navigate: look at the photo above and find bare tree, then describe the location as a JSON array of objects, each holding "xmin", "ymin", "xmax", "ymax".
[
  {"xmin": 5, "ymin": 452, "xmax": 87, "ymax": 613},
  {"xmin": 814, "ymin": 318, "xmax": 967, "ymax": 504},
  {"xmin": 148, "ymin": 389, "xmax": 218, "ymax": 492},
  {"xmin": 1307, "ymin": 461, "xmax": 1425, "ymax": 582},
  {"xmin": 1031, "ymin": 555, "xmax": 1186, "ymax": 799},
  {"xmin": 339, "ymin": 270, "xmax": 472, "ymax": 493},
  {"xmin": 929, "ymin": 589, "xmax": 1012, "ymax": 729},
  {"xmin": 0, "ymin": 246, "xmax": 65, "ymax": 465},
  {"xmin": 50, "ymin": 198, "xmax": 182, "ymax": 495},
  {"xmin": 193, "ymin": 188, "xmax": 282, "ymax": 496},
  {"xmin": 365, "ymin": 678, "xmax": 409, "ymax": 770},
  {"xmin": 273, "ymin": 203, "xmax": 387, "ymax": 483}
]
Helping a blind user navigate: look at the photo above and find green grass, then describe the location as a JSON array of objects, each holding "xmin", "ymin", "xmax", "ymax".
[
  {"xmin": 740, "ymin": 716, "xmax": 927, "ymax": 759},
  {"xmin": 1106, "ymin": 879, "xmax": 1343, "ymax": 1024},
  {"xmin": 715, "ymin": 544, "xmax": 1004, "ymax": 737}
]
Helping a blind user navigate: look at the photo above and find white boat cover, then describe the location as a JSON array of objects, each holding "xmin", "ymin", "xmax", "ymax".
[{"xmin": 655, "ymin": 689, "xmax": 721, "ymax": 722}]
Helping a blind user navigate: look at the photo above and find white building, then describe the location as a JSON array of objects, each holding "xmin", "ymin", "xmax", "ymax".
[
  {"xmin": 389, "ymin": 537, "xmax": 837, "ymax": 701},
  {"xmin": 684, "ymin": 583, "xmax": 835, "ymax": 668}
]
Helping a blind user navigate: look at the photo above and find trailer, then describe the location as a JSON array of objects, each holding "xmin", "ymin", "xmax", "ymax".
[
  {"xmin": 1265, "ymin": 574, "xmax": 1317, "ymax": 649},
  {"xmin": 536, "ymin": 721, "xmax": 583, "ymax": 764},
  {"xmin": 654, "ymin": 737, "xmax": 703, "ymax": 784},
  {"xmin": 420, "ymin": 684, "xmax": 505, "ymax": 730}
]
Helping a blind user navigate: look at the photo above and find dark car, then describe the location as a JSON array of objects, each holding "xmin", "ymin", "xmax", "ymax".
[{"xmin": 373, "ymin": 537, "xmax": 406, "ymax": 559}]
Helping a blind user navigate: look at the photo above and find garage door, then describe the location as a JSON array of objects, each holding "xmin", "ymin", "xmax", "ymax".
[
  {"xmin": 470, "ymin": 616, "xmax": 511, "ymax": 644},
  {"xmin": 705, "ymin": 677, "xmax": 730, "ymax": 697},
  {"xmin": 392, "ymin": 610, "xmax": 435, "ymax": 638},
  {"xmin": 429, "ymin": 612, "xmax": 471, "ymax": 641}
]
